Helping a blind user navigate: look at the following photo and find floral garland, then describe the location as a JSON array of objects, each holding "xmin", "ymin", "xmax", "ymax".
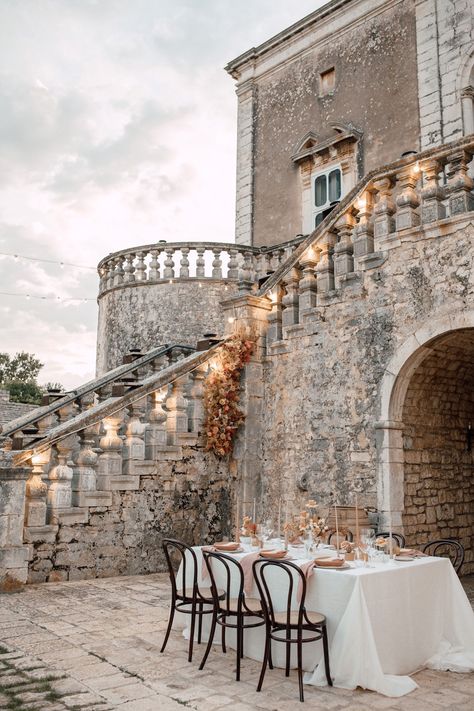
[{"xmin": 203, "ymin": 333, "xmax": 254, "ymax": 457}]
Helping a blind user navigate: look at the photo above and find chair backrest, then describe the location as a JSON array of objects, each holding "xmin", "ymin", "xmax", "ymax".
[
  {"xmin": 377, "ymin": 531, "xmax": 406, "ymax": 548},
  {"xmin": 253, "ymin": 558, "xmax": 306, "ymax": 628},
  {"xmin": 422, "ymin": 539, "xmax": 465, "ymax": 574},
  {"xmin": 327, "ymin": 529, "xmax": 353, "ymax": 546},
  {"xmin": 162, "ymin": 538, "xmax": 199, "ymax": 598},
  {"xmin": 203, "ymin": 550, "xmax": 252, "ymax": 614}
]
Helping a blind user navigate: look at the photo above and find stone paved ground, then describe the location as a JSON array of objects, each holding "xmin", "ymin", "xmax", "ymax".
[{"xmin": 0, "ymin": 574, "xmax": 473, "ymax": 711}]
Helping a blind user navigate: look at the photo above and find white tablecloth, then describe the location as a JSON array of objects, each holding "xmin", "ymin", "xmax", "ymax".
[{"xmin": 173, "ymin": 545, "xmax": 474, "ymax": 697}]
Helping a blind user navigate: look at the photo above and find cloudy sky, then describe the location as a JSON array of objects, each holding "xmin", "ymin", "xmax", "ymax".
[{"xmin": 0, "ymin": 0, "xmax": 324, "ymax": 389}]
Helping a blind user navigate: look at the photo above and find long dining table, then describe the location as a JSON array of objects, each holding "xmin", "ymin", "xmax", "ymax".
[{"xmin": 172, "ymin": 542, "xmax": 474, "ymax": 697}]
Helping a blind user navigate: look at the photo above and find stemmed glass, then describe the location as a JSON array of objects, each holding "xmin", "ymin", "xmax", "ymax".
[{"xmin": 360, "ymin": 528, "xmax": 375, "ymax": 566}]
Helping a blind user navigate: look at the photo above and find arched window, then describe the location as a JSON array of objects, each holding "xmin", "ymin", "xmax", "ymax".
[{"xmin": 459, "ymin": 50, "xmax": 474, "ymax": 135}]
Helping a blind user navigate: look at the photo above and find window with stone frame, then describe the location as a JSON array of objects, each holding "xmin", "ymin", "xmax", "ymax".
[{"xmin": 312, "ymin": 165, "xmax": 342, "ymax": 228}]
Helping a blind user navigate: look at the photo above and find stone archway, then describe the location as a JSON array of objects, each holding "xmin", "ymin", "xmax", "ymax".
[{"xmin": 377, "ymin": 312, "xmax": 474, "ymax": 573}]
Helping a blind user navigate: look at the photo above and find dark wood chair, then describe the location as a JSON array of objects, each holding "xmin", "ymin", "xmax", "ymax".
[
  {"xmin": 160, "ymin": 538, "xmax": 222, "ymax": 662},
  {"xmin": 422, "ymin": 539, "xmax": 465, "ymax": 574},
  {"xmin": 377, "ymin": 531, "xmax": 406, "ymax": 548},
  {"xmin": 327, "ymin": 529, "xmax": 353, "ymax": 546},
  {"xmin": 199, "ymin": 550, "xmax": 265, "ymax": 681},
  {"xmin": 252, "ymin": 558, "xmax": 332, "ymax": 702}
]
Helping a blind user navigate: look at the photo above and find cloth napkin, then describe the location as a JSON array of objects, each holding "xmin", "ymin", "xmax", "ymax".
[
  {"xmin": 397, "ymin": 549, "xmax": 428, "ymax": 558},
  {"xmin": 297, "ymin": 560, "xmax": 316, "ymax": 602},
  {"xmin": 240, "ymin": 552, "xmax": 261, "ymax": 595}
]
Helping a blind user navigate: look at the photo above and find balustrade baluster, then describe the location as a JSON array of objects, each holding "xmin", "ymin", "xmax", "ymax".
[
  {"xmin": 373, "ymin": 177, "xmax": 396, "ymax": 241},
  {"xmin": 227, "ymin": 248, "xmax": 239, "ymax": 279},
  {"xmin": 316, "ymin": 234, "xmax": 336, "ymax": 293},
  {"xmin": 420, "ymin": 159, "xmax": 446, "ymax": 223},
  {"xmin": 25, "ymin": 450, "xmax": 50, "ymax": 528},
  {"xmin": 267, "ymin": 286, "xmax": 283, "ymax": 345},
  {"xmin": 163, "ymin": 248, "xmax": 175, "ymax": 279},
  {"xmin": 353, "ymin": 190, "xmax": 375, "ymax": 259},
  {"xmin": 123, "ymin": 398, "xmax": 146, "ymax": 472},
  {"xmin": 446, "ymin": 149, "xmax": 474, "ymax": 216},
  {"xmin": 106, "ymin": 260, "xmax": 115, "ymax": 290},
  {"xmin": 196, "ymin": 247, "xmax": 206, "ymax": 277},
  {"xmin": 212, "ymin": 248, "xmax": 223, "ymax": 279},
  {"xmin": 298, "ymin": 250, "xmax": 318, "ymax": 312},
  {"xmin": 395, "ymin": 166, "xmax": 421, "ymax": 231},
  {"xmin": 135, "ymin": 251, "xmax": 147, "ymax": 281},
  {"xmin": 114, "ymin": 256, "xmax": 125, "ymax": 286},
  {"xmin": 47, "ymin": 436, "xmax": 77, "ymax": 521},
  {"xmin": 72, "ymin": 423, "xmax": 99, "ymax": 506},
  {"xmin": 165, "ymin": 377, "xmax": 189, "ymax": 445},
  {"xmin": 145, "ymin": 389, "xmax": 168, "ymax": 458},
  {"xmin": 239, "ymin": 252, "xmax": 254, "ymax": 292},
  {"xmin": 179, "ymin": 247, "xmax": 190, "ymax": 278},
  {"xmin": 97, "ymin": 413, "xmax": 124, "ymax": 490},
  {"xmin": 281, "ymin": 268, "xmax": 301, "ymax": 327},
  {"xmin": 123, "ymin": 253, "xmax": 136, "ymax": 282},
  {"xmin": 333, "ymin": 212, "xmax": 356, "ymax": 281},
  {"xmin": 98, "ymin": 267, "xmax": 107, "ymax": 293},
  {"xmin": 188, "ymin": 366, "xmax": 206, "ymax": 435},
  {"xmin": 149, "ymin": 249, "xmax": 161, "ymax": 280}
]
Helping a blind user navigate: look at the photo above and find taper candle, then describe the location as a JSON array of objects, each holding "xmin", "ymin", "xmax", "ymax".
[
  {"xmin": 334, "ymin": 501, "xmax": 340, "ymax": 558},
  {"xmin": 253, "ymin": 498, "xmax": 256, "ymax": 523},
  {"xmin": 355, "ymin": 494, "xmax": 360, "ymax": 546},
  {"xmin": 235, "ymin": 493, "xmax": 240, "ymax": 543}
]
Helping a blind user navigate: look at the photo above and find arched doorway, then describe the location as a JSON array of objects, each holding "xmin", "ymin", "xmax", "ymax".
[{"xmin": 377, "ymin": 315, "xmax": 474, "ymax": 574}]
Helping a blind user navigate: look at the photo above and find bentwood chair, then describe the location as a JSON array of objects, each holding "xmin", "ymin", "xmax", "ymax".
[
  {"xmin": 199, "ymin": 550, "xmax": 265, "ymax": 681},
  {"xmin": 252, "ymin": 558, "xmax": 332, "ymax": 702},
  {"xmin": 160, "ymin": 538, "xmax": 223, "ymax": 662},
  {"xmin": 422, "ymin": 539, "xmax": 465, "ymax": 574},
  {"xmin": 327, "ymin": 529, "xmax": 353, "ymax": 546},
  {"xmin": 377, "ymin": 531, "xmax": 406, "ymax": 548}
]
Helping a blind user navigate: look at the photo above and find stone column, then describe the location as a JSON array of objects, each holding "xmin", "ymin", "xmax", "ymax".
[
  {"xmin": 25, "ymin": 450, "xmax": 50, "ymax": 527},
  {"xmin": 446, "ymin": 149, "xmax": 474, "ymax": 216},
  {"xmin": 0, "ymin": 452, "xmax": 30, "ymax": 590},
  {"xmin": 165, "ymin": 377, "xmax": 189, "ymax": 445},
  {"xmin": 97, "ymin": 413, "xmax": 124, "ymax": 490},
  {"xmin": 72, "ymin": 424, "xmax": 100, "ymax": 507},
  {"xmin": 375, "ymin": 420, "xmax": 405, "ymax": 532},
  {"xmin": 188, "ymin": 366, "xmax": 207, "ymax": 436},
  {"xmin": 123, "ymin": 398, "xmax": 146, "ymax": 472},
  {"xmin": 47, "ymin": 436, "xmax": 76, "ymax": 521}
]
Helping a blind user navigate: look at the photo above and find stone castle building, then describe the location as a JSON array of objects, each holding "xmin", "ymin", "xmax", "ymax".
[{"xmin": 1, "ymin": 0, "xmax": 474, "ymax": 588}]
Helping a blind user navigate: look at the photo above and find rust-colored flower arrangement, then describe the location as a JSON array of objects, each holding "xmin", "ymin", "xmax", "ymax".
[{"xmin": 203, "ymin": 333, "xmax": 254, "ymax": 457}]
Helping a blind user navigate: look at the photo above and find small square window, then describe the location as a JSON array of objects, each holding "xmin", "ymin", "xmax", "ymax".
[{"xmin": 319, "ymin": 67, "xmax": 335, "ymax": 95}]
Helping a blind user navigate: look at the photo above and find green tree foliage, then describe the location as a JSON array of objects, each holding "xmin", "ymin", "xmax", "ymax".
[{"xmin": 0, "ymin": 352, "xmax": 63, "ymax": 405}]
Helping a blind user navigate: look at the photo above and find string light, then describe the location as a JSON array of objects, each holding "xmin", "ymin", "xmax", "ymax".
[
  {"xmin": 0, "ymin": 252, "xmax": 95, "ymax": 271},
  {"xmin": 0, "ymin": 291, "xmax": 94, "ymax": 303}
]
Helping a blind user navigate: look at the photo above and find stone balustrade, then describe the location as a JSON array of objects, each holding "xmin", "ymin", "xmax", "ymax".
[
  {"xmin": 0, "ymin": 344, "xmax": 195, "ymax": 447},
  {"xmin": 260, "ymin": 135, "xmax": 474, "ymax": 346},
  {"xmin": 97, "ymin": 238, "xmax": 307, "ymax": 295},
  {"xmin": 0, "ymin": 341, "xmax": 226, "ymax": 586}
]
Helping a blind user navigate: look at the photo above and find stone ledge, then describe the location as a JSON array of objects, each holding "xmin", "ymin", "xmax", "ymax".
[
  {"xmin": 109, "ymin": 476, "xmax": 140, "ymax": 491},
  {"xmin": 54, "ymin": 508, "xmax": 89, "ymax": 525},
  {"xmin": 24, "ymin": 525, "xmax": 58, "ymax": 544}
]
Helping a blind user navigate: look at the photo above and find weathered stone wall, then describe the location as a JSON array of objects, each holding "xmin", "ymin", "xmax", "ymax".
[
  {"xmin": 27, "ymin": 447, "xmax": 232, "ymax": 583},
  {"xmin": 416, "ymin": 0, "xmax": 474, "ymax": 149},
  {"xmin": 0, "ymin": 389, "xmax": 38, "ymax": 427},
  {"xmin": 96, "ymin": 280, "xmax": 238, "ymax": 374},
  {"xmin": 260, "ymin": 219, "xmax": 474, "ymax": 572},
  {"xmin": 402, "ymin": 331, "xmax": 474, "ymax": 560},
  {"xmin": 228, "ymin": 0, "xmax": 420, "ymax": 248}
]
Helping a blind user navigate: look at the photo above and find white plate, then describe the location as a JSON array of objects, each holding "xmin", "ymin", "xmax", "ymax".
[
  {"xmin": 314, "ymin": 561, "xmax": 350, "ymax": 570},
  {"xmin": 394, "ymin": 555, "xmax": 414, "ymax": 562}
]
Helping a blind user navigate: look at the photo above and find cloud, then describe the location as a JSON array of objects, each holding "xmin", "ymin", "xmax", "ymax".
[{"xmin": 0, "ymin": 0, "xmax": 325, "ymax": 389}]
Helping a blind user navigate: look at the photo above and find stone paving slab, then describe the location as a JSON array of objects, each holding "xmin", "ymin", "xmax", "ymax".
[{"xmin": 0, "ymin": 573, "xmax": 472, "ymax": 710}]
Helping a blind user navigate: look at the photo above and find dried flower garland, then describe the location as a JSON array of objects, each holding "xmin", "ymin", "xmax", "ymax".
[{"xmin": 203, "ymin": 334, "xmax": 254, "ymax": 457}]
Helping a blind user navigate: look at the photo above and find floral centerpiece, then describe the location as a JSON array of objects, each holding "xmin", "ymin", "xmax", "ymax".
[{"xmin": 203, "ymin": 333, "xmax": 254, "ymax": 457}]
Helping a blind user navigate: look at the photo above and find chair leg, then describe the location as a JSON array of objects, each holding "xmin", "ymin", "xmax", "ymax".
[
  {"xmin": 221, "ymin": 621, "xmax": 227, "ymax": 654},
  {"xmin": 188, "ymin": 600, "xmax": 197, "ymax": 663},
  {"xmin": 322, "ymin": 625, "xmax": 332, "ymax": 686},
  {"xmin": 239, "ymin": 621, "xmax": 244, "ymax": 659},
  {"xmin": 297, "ymin": 629, "xmax": 304, "ymax": 702},
  {"xmin": 160, "ymin": 599, "xmax": 176, "ymax": 654},
  {"xmin": 236, "ymin": 617, "xmax": 241, "ymax": 682},
  {"xmin": 256, "ymin": 627, "xmax": 270, "ymax": 692},
  {"xmin": 197, "ymin": 602, "xmax": 203, "ymax": 644},
  {"xmin": 285, "ymin": 629, "xmax": 291, "ymax": 677},
  {"xmin": 268, "ymin": 638, "xmax": 274, "ymax": 670},
  {"xmin": 199, "ymin": 610, "xmax": 217, "ymax": 671}
]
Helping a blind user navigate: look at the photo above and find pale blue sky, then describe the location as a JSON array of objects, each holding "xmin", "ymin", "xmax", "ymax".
[{"xmin": 0, "ymin": 0, "xmax": 326, "ymax": 387}]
